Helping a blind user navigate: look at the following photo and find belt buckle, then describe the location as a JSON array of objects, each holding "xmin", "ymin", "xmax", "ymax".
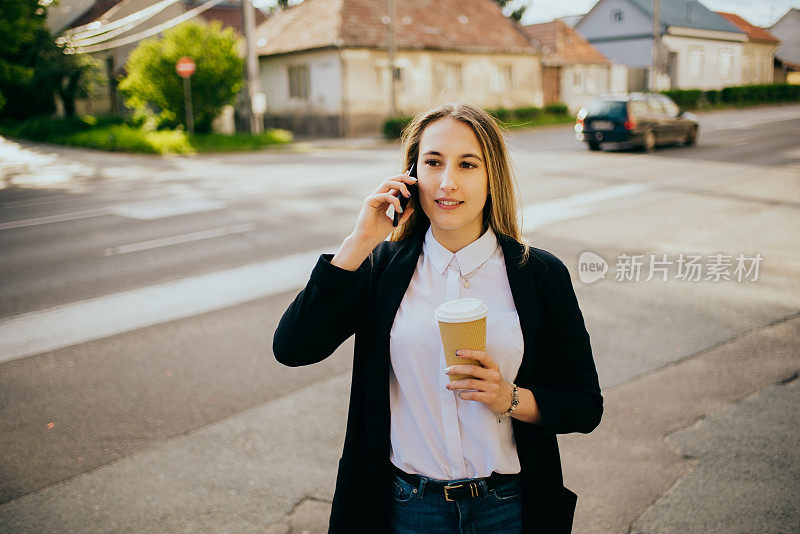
[
  {"xmin": 443, "ymin": 482, "xmax": 479, "ymax": 501},
  {"xmin": 443, "ymin": 483, "xmax": 462, "ymax": 502}
]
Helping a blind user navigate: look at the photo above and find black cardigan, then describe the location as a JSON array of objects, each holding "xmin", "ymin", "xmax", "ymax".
[{"xmin": 273, "ymin": 228, "xmax": 603, "ymax": 533}]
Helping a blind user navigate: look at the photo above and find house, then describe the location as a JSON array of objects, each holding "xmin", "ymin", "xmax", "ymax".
[
  {"xmin": 253, "ymin": 0, "xmax": 543, "ymax": 137},
  {"xmin": 575, "ymin": 0, "xmax": 747, "ymax": 91},
  {"xmin": 520, "ymin": 19, "xmax": 627, "ymax": 113},
  {"xmin": 716, "ymin": 12, "xmax": 779, "ymax": 85},
  {"xmin": 59, "ymin": 0, "xmax": 267, "ymax": 115},
  {"xmin": 769, "ymin": 8, "xmax": 800, "ymax": 84}
]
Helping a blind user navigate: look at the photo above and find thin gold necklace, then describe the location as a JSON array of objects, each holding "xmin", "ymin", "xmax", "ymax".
[{"xmin": 459, "ymin": 258, "xmax": 490, "ymax": 288}]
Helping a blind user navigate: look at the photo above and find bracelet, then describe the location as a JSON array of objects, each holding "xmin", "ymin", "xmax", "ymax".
[{"xmin": 497, "ymin": 383, "xmax": 519, "ymax": 423}]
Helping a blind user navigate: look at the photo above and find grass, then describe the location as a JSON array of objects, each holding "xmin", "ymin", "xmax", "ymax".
[{"xmin": 0, "ymin": 115, "xmax": 293, "ymax": 155}]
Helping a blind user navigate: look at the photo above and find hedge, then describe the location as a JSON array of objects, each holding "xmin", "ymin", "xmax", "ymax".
[
  {"xmin": 662, "ymin": 84, "xmax": 800, "ymax": 110},
  {"xmin": 383, "ymin": 103, "xmax": 570, "ymax": 139}
]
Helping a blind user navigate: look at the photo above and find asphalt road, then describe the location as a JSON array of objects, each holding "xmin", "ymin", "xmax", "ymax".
[{"xmin": 0, "ymin": 104, "xmax": 798, "ymax": 531}]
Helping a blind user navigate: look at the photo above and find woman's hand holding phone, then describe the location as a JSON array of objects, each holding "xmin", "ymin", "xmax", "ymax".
[{"xmin": 330, "ymin": 168, "xmax": 418, "ymax": 271}]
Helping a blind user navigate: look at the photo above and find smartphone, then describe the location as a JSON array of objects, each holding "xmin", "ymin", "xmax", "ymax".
[{"xmin": 393, "ymin": 162, "xmax": 418, "ymax": 227}]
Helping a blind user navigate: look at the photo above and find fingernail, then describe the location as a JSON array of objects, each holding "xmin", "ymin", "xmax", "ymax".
[{"xmin": 455, "ymin": 350, "xmax": 461, "ymax": 356}]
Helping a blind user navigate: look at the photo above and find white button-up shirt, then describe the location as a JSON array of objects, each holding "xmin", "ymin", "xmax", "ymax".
[{"xmin": 389, "ymin": 225, "xmax": 524, "ymax": 479}]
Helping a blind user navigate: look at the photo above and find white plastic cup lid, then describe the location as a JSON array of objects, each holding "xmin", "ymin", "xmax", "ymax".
[{"xmin": 435, "ymin": 298, "xmax": 488, "ymax": 323}]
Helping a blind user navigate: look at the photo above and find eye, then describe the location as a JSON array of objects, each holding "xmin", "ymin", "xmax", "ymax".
[
  {"xmin": 424, "ymin": 159, "xmax": 441, "ymax": 166},
  {"xmin": 460, "ymin": 161, "xmax": 477, "ymax": 169}
]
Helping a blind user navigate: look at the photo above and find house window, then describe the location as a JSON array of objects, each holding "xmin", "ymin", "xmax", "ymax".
[
  {"xmin": 689, "ymin": 47, "xmax": 703, "ymax": 79},
  {"xmin": 491, "ymin": 64, "xmax": 513, "ymax": 92},
  {"xmin": 288, "ymin": 65, "xmax": 309, "ymax": 99},
  {"xmin": 435, "ymin": 63, "xmax": 463, "ymax": 93},
  {"xmin": 573, "ymin": 70, "xmax": 583, "ymax": 89},
  {"xmin": 610, "ymin": 9, "xmax": 624, "ymax": 23},
  {"xmin": 376, "ymin": 65, "xmax": 405, "ymax": 93},
  {"xmin": 719, "ymin": 48, "xmax": 733, "ymax": 79},
  {"xmin": 586, "ymin": 71, "xmax": 597, "ymax": 93}
]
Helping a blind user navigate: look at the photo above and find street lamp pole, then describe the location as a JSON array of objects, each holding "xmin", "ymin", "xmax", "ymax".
[
  {"xmin": 386, "ymin": 0, "xmax": 398, "ymax": 117},
  {"xmin": 242, "ymin": 0, "xmax": 263, "ymax": 134},
  {"xmin": 650, "ymin": 0, "xmax": 660, "ymax": 91}
]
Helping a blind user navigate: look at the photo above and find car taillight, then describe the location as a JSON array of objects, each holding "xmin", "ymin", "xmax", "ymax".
[{"xmin": 624, "ymin": 116, "xmax": 636, "ymax": 130}]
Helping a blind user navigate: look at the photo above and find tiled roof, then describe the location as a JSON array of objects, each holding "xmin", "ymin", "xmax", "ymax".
[
  {"xmin": 521, "ymin": 20, "xmax": 608, "ymax": 65},
  {"xmin": 255, "ymin": 0, "xmax": 539, "ymax": 56},
  {"xmin": 198, "ymin": 5, "xmax": 267, "ymax": 34},
  {"xmin": 716, "ymin": 12, "xmax": 779, "ymax": 43},
  {"xmin": 627, "ymin": 0, "xmax": 743, "ymax": 34}
]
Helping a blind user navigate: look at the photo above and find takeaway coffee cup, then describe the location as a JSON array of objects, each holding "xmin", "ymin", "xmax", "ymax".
[{"xmin": 435, "ymin": 298, "xmax": 488, "ymax": 382}]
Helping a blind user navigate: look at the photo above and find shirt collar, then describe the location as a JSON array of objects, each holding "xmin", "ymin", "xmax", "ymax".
[{"xmin": 423, "ymin": 225, "xmax": 498, "ymax": 275}]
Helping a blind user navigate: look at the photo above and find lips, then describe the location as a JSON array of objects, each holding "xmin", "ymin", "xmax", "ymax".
[{"xmin": 435, "ymin": 200, "xmax": 463, "ymax": 206}]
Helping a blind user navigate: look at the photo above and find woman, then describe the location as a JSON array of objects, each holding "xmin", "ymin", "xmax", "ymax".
[{"xmin": 273, "ymin": 102, "xmax": 603, "ymax": 533}]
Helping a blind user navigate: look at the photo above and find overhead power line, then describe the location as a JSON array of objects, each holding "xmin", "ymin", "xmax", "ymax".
[
  {"xmin": 65, "ymin": 0, "xmax": 229, "ymax": 54},
  {"xmin": 63, "ymin": 0, "xmax": 182, "ymax": 43}
]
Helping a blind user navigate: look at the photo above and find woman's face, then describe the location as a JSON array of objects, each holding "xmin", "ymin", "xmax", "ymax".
[{"xmin": 416, "ymin": 117, "xmax": 489, "ymax": 250}]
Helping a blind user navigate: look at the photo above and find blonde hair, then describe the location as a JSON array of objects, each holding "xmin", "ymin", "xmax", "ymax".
[{"xmin": 389, "ymin": 102, "xmax": 531, "ymax": 266}]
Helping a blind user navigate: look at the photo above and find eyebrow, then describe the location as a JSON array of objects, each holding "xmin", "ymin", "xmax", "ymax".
[{"xmin": 422, "ymin": 150, "xmax": 483, "ymax": 162}]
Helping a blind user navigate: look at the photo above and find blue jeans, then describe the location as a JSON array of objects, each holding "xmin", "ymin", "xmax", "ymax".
[{"xmin": 388, "ymin": 471, "xmax": 523, "ymax": 534}]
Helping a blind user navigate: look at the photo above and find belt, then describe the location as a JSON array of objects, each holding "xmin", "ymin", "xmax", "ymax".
[{"xmin": 391, "ymin": 465, "xmax": 520, "ymax": 502}]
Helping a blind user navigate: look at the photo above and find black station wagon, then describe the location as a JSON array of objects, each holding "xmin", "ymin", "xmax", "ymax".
[{"xmin": 575, "ymin": 93, "xmax": 699, "ymax": 152}]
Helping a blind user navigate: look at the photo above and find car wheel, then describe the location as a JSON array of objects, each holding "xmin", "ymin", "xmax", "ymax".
[
  {"xmin": 587, "ymin": 141, "xmax": 601, "ymax": 151},
  {"xmin": 643, "ymin": 129, "xmax": 656, "ymax": 153},
  {"xmin": 684, "ymin": 126, "xmax": 697, "ymax": 146}
]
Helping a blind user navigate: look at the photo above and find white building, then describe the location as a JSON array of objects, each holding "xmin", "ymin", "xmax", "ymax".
[
  {"xmin": 521, "ymin": 19, "xmax": 628, "ymax": 113},
  {"xmin": 253, "ymin": 0, "xmax": 544, "ymax": 137},
  {"xmin": 575, "ymin": 0, "xmax": 747, "ymax": 90}
]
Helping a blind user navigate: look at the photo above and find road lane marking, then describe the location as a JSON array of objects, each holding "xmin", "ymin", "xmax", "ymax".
[
  {"xmin": 103, "ymin": 223, "xmax": 256, "ymax": 255},
  {"xmin": 522, "ymin": 183, "xmax": 654, "ymax": 232},
  {"xmin": 0, "ymin": 249, "xmax": 326, "ymax": 363},
  {"xmin": 108, "ymin": 198, "xmax": 226, "ymax": 220},
  {"xmin": 0, "ymin": 198, "xmax": 226, "ymax": 230},
  {"xmin": 0, "ymin": 208, "xmax": 108, "ymax": 230},
  {"xmin": 0, "ymin": 183, "xmax": 653, "ymax": 362}
]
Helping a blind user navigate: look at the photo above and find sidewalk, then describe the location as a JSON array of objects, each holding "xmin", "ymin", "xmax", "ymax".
[{"xmin": 0, "ymin": 315, "xmax": 797, "ymax": 533}]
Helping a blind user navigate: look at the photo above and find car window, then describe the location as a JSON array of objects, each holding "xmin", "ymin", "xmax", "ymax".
[
  {"xmin": 659, "ymin": 97, "xmax": 680, "ymax": 117},
  {"xmin": 647, "ymin": 98, "xmax": 667, "ymax": 117},
  {"xmin": 629, "ymin": 100, "xmax": 649, "ymax": 119},
  {"xmin": 585, "ymin": 100, "xmax": 627, "ymax": 119}
]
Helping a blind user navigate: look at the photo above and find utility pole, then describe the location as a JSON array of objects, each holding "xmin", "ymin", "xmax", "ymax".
[
  {"xmin": 649, "ymin": 0, "xmax": 660, "ymax": 91},
  {"xmin": 386, "ymin": 0, "xmax": 398, "ymax": 116},
  {"xmin": 242, "ymin": 0, "xmax": 263, "ymax": 133}
]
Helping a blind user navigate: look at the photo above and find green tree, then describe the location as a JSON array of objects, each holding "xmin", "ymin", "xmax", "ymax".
[
  {"xmin": 119, "ymin": 20, "xmax": 244, "ymax": 133},
  {"xmin": 493, "ymin": 0, "xmax": 529, "ymax": 22},
  {"xmin": 0, "ymin": 0, "xmax": 51, "ymax": 115},
  {"xmin": 0, "ymin": 0, "xmax": 105, "ymax": 119}
]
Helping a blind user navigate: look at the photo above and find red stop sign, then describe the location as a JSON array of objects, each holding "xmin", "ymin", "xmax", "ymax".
[{"xmin": 176, "ymin": 56, "xmax": 196, "ymax": 78}]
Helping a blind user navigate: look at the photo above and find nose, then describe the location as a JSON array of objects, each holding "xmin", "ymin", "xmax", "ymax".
[{"xmin": 438, "ymin": 164, "xmax": 458, "ymax": 193}]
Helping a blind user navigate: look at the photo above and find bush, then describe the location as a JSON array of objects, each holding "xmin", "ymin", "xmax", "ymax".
[
  {"xmin": 0, "ymin": 115, "xmax": 293, "ymax": 154},
  {"xmin": 662, "ymin": 89, "xmax": 703, "ymax": 109},
  {"xmin": 703, "ymin": 89, "xmax": 721, "ymax": 106},
  {"xmin": 383, "ymin": 116, "xmax": 413, "ymax": 139},
  {"xmin": 513, "ymin": 106, "xmax": 542, "ymax": 120},
  {"xmin": 487, "ymin": 107, "xmax": 511, "ymax": 121},
  {"xmin": 119, "ymin": 20, "xmax": 244, "ymax": 133},
  {"xmin": 543, "ymin": 103, "xmax": 568, "ymax": 115},
  {"xmin": 65, "ymin": 125, "xmax": 193, "ymax": 154},
  {"xmin": 662, "ymin": 84, "xmax": 800, "ymax": 110}
]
